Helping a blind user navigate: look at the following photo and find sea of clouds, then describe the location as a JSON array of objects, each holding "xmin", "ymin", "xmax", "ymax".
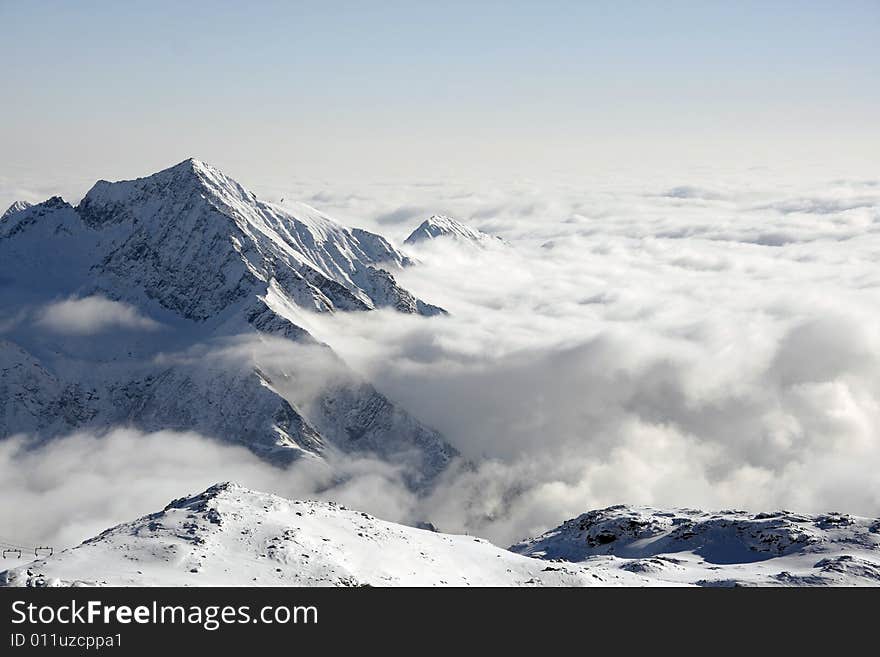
[
  {"xmin": 2, "ymin": 165, "xmax": 879, "ymax": 550},
  {"xmin": 293, "ymin": 169, "xmax": 880, "ymax": 543}
]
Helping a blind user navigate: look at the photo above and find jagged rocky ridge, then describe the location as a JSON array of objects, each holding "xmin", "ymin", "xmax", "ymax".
[
  {"xmin": 2, "ymin": 484, "xmax": 878, "ymax": 587},
  {"xmin": 0, "ymin": 160, "xmax": 454, "ymax": 482}
]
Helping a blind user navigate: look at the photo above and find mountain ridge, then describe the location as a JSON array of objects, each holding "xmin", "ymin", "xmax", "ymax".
[{"xmin": 3, "ymin": 483, "xmax": 878, "ymax": 587}]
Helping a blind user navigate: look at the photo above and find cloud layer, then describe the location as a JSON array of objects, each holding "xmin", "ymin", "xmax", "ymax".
[
  {"xmin": 290, "ymin": 170, "xmax": 880, "ymax": 543},
  {"xmin": 3, "ymin": 168, "xmax": 880, "ymax": 550}
]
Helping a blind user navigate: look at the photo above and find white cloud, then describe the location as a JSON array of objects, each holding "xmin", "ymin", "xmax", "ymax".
[
  {"xmin": 281, "ymin": 170, "xmax": 880, "ymax": 543},
  {"xmin": 35, "ymin": 295, "xmax": 162, "ymax": 335}
]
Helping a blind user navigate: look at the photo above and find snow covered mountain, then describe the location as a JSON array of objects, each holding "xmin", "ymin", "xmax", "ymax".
[
  {"xmin": 2, "ymin": 483, "xmax": 877, "ymax": 587},
  {"xmin": 0, "ymin": 160, "xmax": 454, "ymax": 481},
  {"xmin": 75, "ymin": 159, "xmax": 443, "ymax": 317},
  {"xmin": 0, "ymin": 483, "xmax": 627, "ymax": 587},
  {"xmin": 404, "ymin": 215, "xmax": 501, "ymax": 247}
]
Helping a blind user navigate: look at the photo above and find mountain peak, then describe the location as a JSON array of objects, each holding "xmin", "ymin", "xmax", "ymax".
[
  {"xmin": 157, "ymin": 156, "xmax": 210, "ymax": 171},
  {"xmin": 38, "ymin": 196, "xmax": 71, "ymax": 210},
  {"xmin": 163, "ymin": 157, "xmax": 221, "ymax": 181},
  {"xmin": 85, "ymin": 156, "xmax": 221, "ymax": 193},
  {"xmin": 76, "ymin": 157, "xmax": 255, "ymax": 230},
  {"xmin": 175, "ymin": 156, "xmax": 206, "ymax": 169},
  {"xmin": 404, "ymin": 215, "xmax": 499, "ymax": 246},
  {"xmin": 1, "ymin": 200, "xmax": 33, "ymax": 220},
  {"xmin": 76, "ymin": 157, "xmax": 443, "ymax": 313},
  {"xmin": 164, "ymin": 481, "xmax": 243, "ymax": 510}
]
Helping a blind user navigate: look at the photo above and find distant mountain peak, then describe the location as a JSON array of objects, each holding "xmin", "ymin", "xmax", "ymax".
[
  {"xmin": 155, "ymin": 157, "xmax": 214, "ymax": 184},
  {"xmin": 70, "ymin": 159, "xmax": 443, "ymax": 319},
  {"xmin": 177, "ymin": 156, "xmax": 206, "ymax": 168},
  {"xmin": 158, "ymin": 156, "xmax": 203, "ymax": 173},
  {"xmin": 1, "ymin": 200, "xmax": 33, "ymax": 219},
  {"xmin": 79, "ymin": 157, "xmax": 246, "ymax": 223},
  {"xmin": 156, "ymin": 156, "xmax": 211, "ymax": 173},
  {"xmin": 404, "ymin": 215, "xmax": 500, "ymax": 246}
]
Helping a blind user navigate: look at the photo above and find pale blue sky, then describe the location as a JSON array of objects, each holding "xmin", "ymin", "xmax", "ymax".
[{"xmin": 1, "ymin": 1, "xmax": 878, "ymax": 188}]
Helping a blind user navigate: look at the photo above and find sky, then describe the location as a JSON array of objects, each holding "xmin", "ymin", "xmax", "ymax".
[{"xmin": 1, "ymin": 0, "xmax": 878, "ymax": 203}]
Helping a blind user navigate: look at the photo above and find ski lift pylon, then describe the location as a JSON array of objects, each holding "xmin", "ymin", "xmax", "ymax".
[
  {"xmin": 2, "ymin": 548, "xmax": 22, "ymax": 559},
  {"xmin": 34, "ymin": 546, "xmax": 54, "ymax": 558}
]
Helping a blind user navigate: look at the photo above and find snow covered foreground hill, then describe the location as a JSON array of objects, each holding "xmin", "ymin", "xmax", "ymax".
[
  {"xmin": 3, "ymin": 483, "xmax": 878, "ymax": 587},
  {"xmin": 0, "ymin": 160, "xmax": 455, "ymax": 483}
]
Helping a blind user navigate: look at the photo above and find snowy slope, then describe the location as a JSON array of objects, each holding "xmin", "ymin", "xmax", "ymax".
[
  {"xmin": 2, "ymin": 484, "xmax": 877, "ymax": 587},
  {"xmin": 0, "ymin": 484, "xmax": 644, "ymax": 587},
  {"xmin": 404, "ymin": 215, "xmax": 502, "ymax": 247},
  {"xmin": 0, "ymin": 161, "xmax": 454, "ymax": 479},
  {"xmin": 510, "ymin": 505, "xmax": 880, "ymax": 586}
]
